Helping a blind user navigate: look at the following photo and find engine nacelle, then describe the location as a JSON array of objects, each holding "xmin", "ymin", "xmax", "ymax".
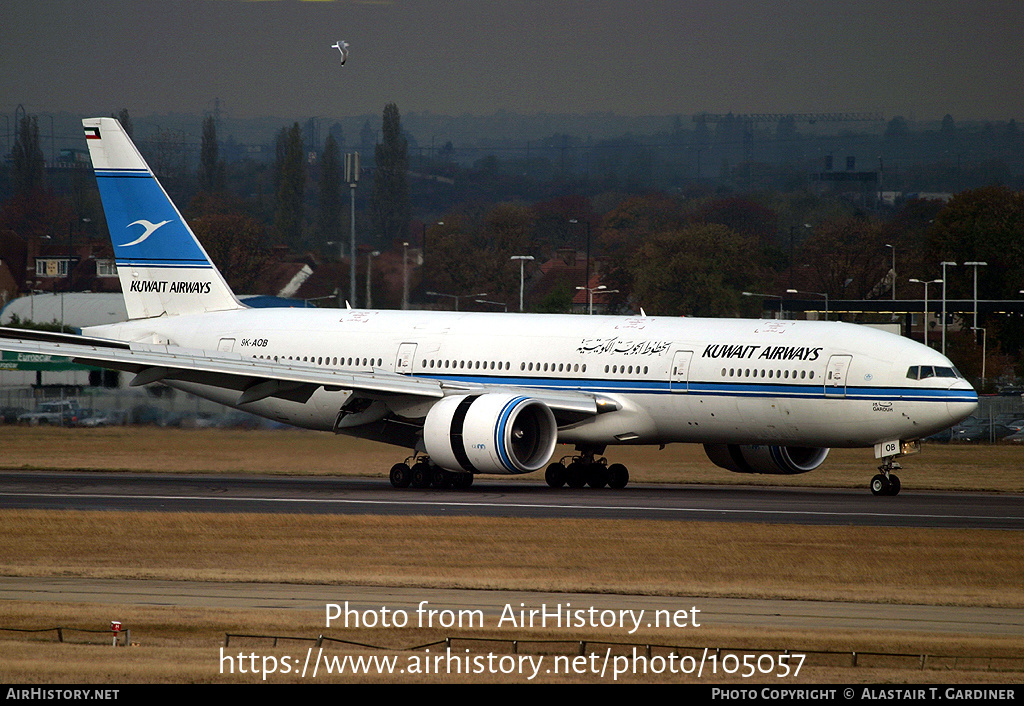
[
  {"xmin": 423, "ymin": 394, "xmax": 558, "ymax": 474},
  {"xmin": 703, "ymin": 444, "xmax": 829, "ymax": 475}
]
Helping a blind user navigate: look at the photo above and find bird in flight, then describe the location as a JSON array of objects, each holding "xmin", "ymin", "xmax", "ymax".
[{"xmin": 331, "ymin": 41, "xmax": 350, "ymax": 66}]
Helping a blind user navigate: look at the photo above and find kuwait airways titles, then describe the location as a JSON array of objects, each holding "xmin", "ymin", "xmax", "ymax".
[
  {"xmin": 128, "ymin": 280, "xmax": 213, "ymax": 294},
  {"xmin": 702, "ymin": 344, "xmax": 823, "ymax": 361}
]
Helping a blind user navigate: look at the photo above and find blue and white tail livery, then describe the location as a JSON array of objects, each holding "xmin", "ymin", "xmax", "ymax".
[{"xmin": 83, "ymin": 118, "xmax": 241, "ymax": 319}]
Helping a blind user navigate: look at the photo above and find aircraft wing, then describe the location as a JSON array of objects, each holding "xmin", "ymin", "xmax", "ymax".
[{"xmin": 0, "ymin": 329, "xmax": 600, "ymax": 418}]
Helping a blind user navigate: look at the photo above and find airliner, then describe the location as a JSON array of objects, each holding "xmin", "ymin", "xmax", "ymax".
[{"xmin": 0, "ymin": 118, "xmax": 979, "ymax": 495}]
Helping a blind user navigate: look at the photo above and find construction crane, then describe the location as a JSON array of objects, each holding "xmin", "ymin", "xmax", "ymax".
[
  {"xmin": 692, "ymin": 112, "xmax": 886, "ymax": 163},
  {"xmin": 693, "ymin": 112, "xmax": 885, "ymax": 124}
]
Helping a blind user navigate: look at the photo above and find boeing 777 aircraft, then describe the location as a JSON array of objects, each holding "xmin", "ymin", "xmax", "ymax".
[{"xmin": 0, "ymin": 118, "xmax": 979, "ymax": 495}]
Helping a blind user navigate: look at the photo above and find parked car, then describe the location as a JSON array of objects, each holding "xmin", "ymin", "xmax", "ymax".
[
  {"xmin": 77, "ymin": 409, "xmax": 126, "ymax": 427},
  {"xmin": 1002, "ymin": 429, "xmax": 1024, "ymax": 444},
  {"xmin": 0, "ymin": 407, "xmax": 28, "ymax": 425},
  {"xmin": 951, "ymin": 422, "xmax": 1015, "ymax": 443},
  {"xmin": 17, "ymin": 400, "xmax": 84, "ymax": 426}
]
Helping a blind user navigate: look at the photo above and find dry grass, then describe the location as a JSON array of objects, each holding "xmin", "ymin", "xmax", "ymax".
[
  {"xmin": 1, "ymin": 510, "xmax": 1021, "ymax": 608},
  {"xmin": 1, "ymin": 426, "xmax": 1021, "ymax": 682},
  {"xmin": 1, "ymin": 425, "xmax": 1023, "ymax": 491}
]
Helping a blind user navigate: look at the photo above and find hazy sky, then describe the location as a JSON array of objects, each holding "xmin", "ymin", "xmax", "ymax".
[{"xmin": 3, "ymin": 0, "xmax": 1024, "ymax": 122}]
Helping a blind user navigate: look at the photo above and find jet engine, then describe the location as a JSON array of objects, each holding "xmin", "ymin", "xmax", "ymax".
[
  {"xmin": 423, "ymin": 393, "xmax": 558, "ymax": 474},
  {"xmin": 703, "ymin": 444, "xmax": 829, "ymax": 475}
]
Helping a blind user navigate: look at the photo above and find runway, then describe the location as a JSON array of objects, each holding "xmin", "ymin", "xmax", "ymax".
[{"xmin": 1, "ymin": 470, "xmax": 1022, "ymax": 529}]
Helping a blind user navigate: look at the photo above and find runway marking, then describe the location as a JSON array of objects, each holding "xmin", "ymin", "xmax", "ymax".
[{"xmin": 2, "ymin": 491, "xmax": 1020, "ymax": 525}]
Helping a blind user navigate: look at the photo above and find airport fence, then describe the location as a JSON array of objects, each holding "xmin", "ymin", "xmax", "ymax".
[
  {"xmin": 222, "ymin": 632, "xmax": 1024, "ymax": 674},
  {"xmin": 0, "ymin": 386, "xmax": 276, "ymax": 429},
  {"xmin": 0, "ymin": 625, "xmax": 131, "ymax": 646}
]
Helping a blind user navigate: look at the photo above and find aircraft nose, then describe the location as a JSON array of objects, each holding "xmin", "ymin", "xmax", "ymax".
[{"xmin": 946, "ymin": 381, "xmax": 979, "ymax": 426}]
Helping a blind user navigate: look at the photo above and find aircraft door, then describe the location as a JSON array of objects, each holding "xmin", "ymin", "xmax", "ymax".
[
  {"xmin": 218, "ymin": 338, "xmax": 235, "ymax": 352},
  {"xmin": 669, "ymin": 350, "xmax": 693, "ymax": 392},
  {"xmin": 395, "ymin": 343, "xmax": 417, "ymax": 374},
  {"xmin": 824, "ymin": 354, "xmax": 852, "ymax": 397}
]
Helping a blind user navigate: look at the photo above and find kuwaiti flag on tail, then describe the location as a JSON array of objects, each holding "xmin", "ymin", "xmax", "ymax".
[{"xmin": 82, "ymin": 118, "xmax": 242, "ymax": 320}]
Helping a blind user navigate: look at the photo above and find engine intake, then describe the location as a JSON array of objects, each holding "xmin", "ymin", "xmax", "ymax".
[
  {"xmin": 703, "ymin": 444, "xmax": 829, "ymax": 475},
  {"xmin": 423, "ymin": 394, "xmax": 558, "ymax": 474}
]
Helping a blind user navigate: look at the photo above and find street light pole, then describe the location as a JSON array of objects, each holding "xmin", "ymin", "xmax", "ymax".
[
  {"xmin": 345, "ymin": 152, "xmax": 359, "ymax": 307},
  {"xmin": 910, "ymin": 278, "xmax": 942, "ymax": 348},
  {"xmin": 742, "ymin": 291, "xmax": 784, "ymax": 319},
  {"xmin": 426, "ymin": 290, "xmax": 488, "ymax": 311},
  {"xmin": 971, "ymin": 327, "xmax": 987, "ymax": 389},
  {"xmin": 939, "ymin": 261, "xmax": 956, "ymax": 355},
  {"xmin": 786, "ymin": 288, "xmax": 828, "ymax": 320},
  {"xmin": 575, "ymin": 285, "xmax": 618, "ymax": 315},
  {"xmin": 964, "ymin": 261, "xmax": 987, "ymax": 335},
  {"xmin": 510, "ymin": 255, "xmax": 534, "ymax": 312}
]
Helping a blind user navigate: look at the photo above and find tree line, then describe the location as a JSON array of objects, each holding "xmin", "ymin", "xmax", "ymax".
[{"xmin": 2, "ymin": 106, "xmax": 1024, "ymax": 387}]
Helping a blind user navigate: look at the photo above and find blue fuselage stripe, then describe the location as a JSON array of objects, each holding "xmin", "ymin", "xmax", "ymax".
[{"xmin": 412, "ymin": 373, "xmax": 976, "ymax": 403}]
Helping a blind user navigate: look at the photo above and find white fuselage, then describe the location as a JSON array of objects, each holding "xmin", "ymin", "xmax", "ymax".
[{"xmin": 85, "ymin": 308, "xmax": 978, "ymax": 450}]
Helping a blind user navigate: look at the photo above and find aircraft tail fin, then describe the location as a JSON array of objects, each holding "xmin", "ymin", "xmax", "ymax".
[{"xmin": 83, "ymin": 117, "xmax": 243, "ymax": 319}]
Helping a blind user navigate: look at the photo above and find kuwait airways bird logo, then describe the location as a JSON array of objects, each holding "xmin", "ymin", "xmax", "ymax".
[{"xmin": 120, "ymin": 219, "xmax": 171, "ymax": 247}]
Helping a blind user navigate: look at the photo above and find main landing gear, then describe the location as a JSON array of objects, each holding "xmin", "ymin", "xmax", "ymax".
[
  {"xmin": 544, "ymin": 448, "xmax": 630, "ymax": 489},
  {"xmin": 389, "ymin": 455, "xmax": 474, "ymax": 490},
  {"xmin": 870, "ymin": 457, "xmax": 902, "ymax": 496}
]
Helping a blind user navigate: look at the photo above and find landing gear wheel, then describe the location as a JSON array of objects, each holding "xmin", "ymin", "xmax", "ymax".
[
  {"xmin": 887, "ymin": 474, "xmax": 901, "ymax": 496},
  {"xmin": 451, "ymin": 472, "xmax": 474, "ymax": 489},
  {"xmin": 545, "ymin": 463, "xmax": 566, "ymax": 488},
  {"xmin": 586, "ymin": 462, "xmax": 608, "ymax": 489},
  {"xmin": 430, "ymin": 468, "xmax": 451, "ymax": 489},
  {"xmin": 870, "ymin": 473, "xmax": 891, "ymax": 496},
  {"xmin": 411, "ymin": 462, "xmax": 432, "ymax": 489},
  {"xmin": 607, "ymin": 463, "xmax": 629, "ymax": 489},
  {"xmin": 565, "ymin": 461, "xmax": 587, "ymax": 488},
  {"xmin": 389, "ymin": 463, "xmax": 411, "ymax": 488}
]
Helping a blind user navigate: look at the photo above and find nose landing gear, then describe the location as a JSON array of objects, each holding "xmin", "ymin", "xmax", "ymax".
[{"xmin": 871, "ymin": 457, "xmax": 902, "ymax": 496}]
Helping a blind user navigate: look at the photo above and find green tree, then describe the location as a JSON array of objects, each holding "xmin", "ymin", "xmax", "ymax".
[
  {"xmin": 799, "ymin": 217, "xmax": 889, "ymax": 300},
  {"xmin": 928, "ymin": 186, "xmax": 1024, "ymax": 358},
  {"xmin": 628, "ymin": 223, "xmax": 763, "ymax": 317},
  {"xmin": 370, "ymin": 103, "xmax": 410, "ymax": 244},
  {"xmin": 1, "ymin": 116, "xmax": 72, "ymax": 244},
  {"xmin": 197, "ymin": 115, "xmax": 226, "ymax": 194},
  {"xmin": 191, "ymin": 212, "xmax": 272, "ymax": 293},
  {"xmin": 12, "ymin": 116, "xmax": 45, "ymax": 197},
  {"xmin": 421, "ymin": 204, "xmax": 535, "ymax": 308},
  {"xmin": 273, "ymin": 123, "xmax": 305, "ymax": 246}
]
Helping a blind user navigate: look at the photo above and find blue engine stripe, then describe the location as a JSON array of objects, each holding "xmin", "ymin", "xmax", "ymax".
[{"xmin": 494, "ymin": 396, "xmax": 528, "ymax": 473}]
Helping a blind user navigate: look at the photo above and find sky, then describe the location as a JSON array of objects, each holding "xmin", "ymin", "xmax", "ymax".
[{"xmin": 3, "ymin": 0, "xmax": 1024, "ymax": 123}]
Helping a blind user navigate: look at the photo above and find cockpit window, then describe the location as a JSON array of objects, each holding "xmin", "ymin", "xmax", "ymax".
[{"xmin": 907, "ymin": 365, "xmax": 962, "ymax": 380}]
